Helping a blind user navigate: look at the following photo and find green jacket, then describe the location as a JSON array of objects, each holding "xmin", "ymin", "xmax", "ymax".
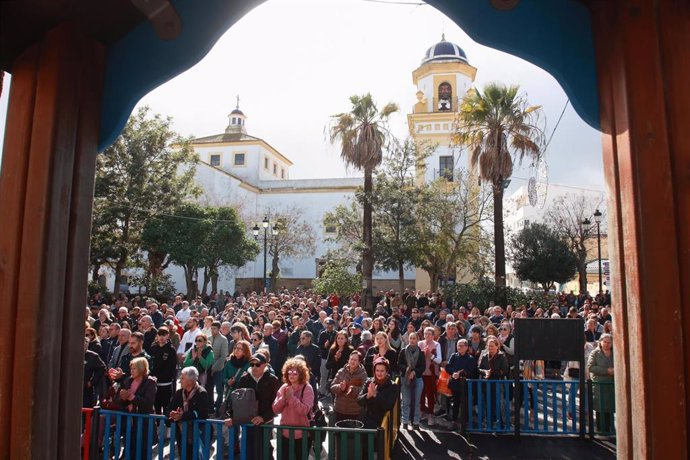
[{"xmin": 183, "ymin": 345, "xmax": 214, "ymax": 374}]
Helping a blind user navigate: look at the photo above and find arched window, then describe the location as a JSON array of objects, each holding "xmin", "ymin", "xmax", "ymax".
[{"xmin": 438, "ymin": 82, "xmax": 452, "ymax": 111}]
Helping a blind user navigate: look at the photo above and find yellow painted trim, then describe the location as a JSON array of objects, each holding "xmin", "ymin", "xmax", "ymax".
[
  {"xmin": 189, "ymin": 139, "xmax": 294, "ymax": 166},
  {"xmin": 411, "ymin": 61, "xmax": 477, "ymax": 85}
]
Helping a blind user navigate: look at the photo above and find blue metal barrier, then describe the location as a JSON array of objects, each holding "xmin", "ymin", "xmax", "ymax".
[
  {"xmin": 465, "ymin": 379, "xmax": 582, "ymax": 435},
  {"xmin": 99, "ymin": 409, "xmax": 235, "ymax": 460}
]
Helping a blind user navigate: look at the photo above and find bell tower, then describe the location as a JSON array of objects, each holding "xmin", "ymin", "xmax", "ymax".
[
  {"xmin": 408, "ymin": 35, "xmax": 480, "ymax": 291},
  {"xmin": 408, "ymin": 34, "xmax": 477, "ymax": 185}
]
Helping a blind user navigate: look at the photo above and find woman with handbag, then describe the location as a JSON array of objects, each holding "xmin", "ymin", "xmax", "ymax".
[
  {"xmin": 183, "ymin": 334, "xmax": 214, "ymax": 387},
  {"xmin": 445, "ymin": 339, "xmax": 478, "ymax": 430},
  {"xmin": 272, "ymin": 358, "xmax": 314, "ymax": 460}
]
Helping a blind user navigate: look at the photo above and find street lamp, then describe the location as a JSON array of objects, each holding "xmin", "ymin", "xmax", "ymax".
[
  {"xmin": 253, "ymin": 217, "xmax": 279, "ymax": 294},
  {"xmin": 593, "ymin": 209, "xmax": 603, "ymax": 294}
]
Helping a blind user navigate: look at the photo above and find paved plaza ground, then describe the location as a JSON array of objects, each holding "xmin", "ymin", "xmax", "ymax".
[{"xmin": 394, "ymin": 429, "xmax": 616, "ymax": 459}]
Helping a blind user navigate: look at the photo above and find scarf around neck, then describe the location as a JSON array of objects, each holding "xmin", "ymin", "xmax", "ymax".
[
  {"xmin": 182, "ymin": 383, "xmax": 200, "ymax": 413},
  {"xmin": 405, "ymin": 344, "xmax": 420, "ymax": 371}
]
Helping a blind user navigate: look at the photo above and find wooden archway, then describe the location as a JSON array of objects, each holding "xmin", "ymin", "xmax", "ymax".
[{"xmin": 0, "ymin": 1, "xmax": 687, "ymax": 458}]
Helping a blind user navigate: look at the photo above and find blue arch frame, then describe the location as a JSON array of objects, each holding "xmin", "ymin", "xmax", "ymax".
[{"xmin": 98, "ymin": 0, "xmax": 599, "ymax": 152}]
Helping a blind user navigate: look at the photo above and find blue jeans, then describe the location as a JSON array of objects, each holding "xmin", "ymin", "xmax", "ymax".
[{"xmin": 401, "ymin": 377, "xmax": 423, "ymax": 424}]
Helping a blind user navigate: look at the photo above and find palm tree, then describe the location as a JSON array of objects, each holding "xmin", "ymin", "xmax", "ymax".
[
  {"xmin": 456, "ymin": 83, "xmax": 544, "ymax": 302},
  {"xmin": 329, "ymin": 94, "xmax": 398, "ymax": 311}
]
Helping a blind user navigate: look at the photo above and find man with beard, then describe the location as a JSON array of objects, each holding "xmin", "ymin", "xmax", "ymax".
[{"xmin": 109, "ymin": 331, "xmax": 151, "ymax": 383}]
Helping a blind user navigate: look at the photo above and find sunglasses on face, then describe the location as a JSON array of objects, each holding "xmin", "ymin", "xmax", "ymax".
[
  {"xmin": 195, "ymin": 339, "xmax": 205, "ymax": 343},
  {"xmin": 250, "ymin": 363, "xmax": 263, "ymax": 367},
  {"xmin": 287, "ymin": 369, "xmax": 299, "ymax": 375}
]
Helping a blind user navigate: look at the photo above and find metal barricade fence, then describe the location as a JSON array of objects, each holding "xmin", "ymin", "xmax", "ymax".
[
  {"xmin": 256, "ymin": 424, "xmax": 379, "ymax": 460},
  {"xmin": 89, "ymin": 409, "xmax": 391, "ymax": 460},
  {"xmin": 588, "ymin": 380, "xmax": 616, "ymax": 438},
  {"xmin": 464, "ymin": 379, "xmax": 590, "ymax": 436}
]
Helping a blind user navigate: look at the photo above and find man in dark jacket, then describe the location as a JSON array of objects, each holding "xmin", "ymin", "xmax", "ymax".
[
  {"xmin": 296, "ymin": 330, "xmax": 321, "ymax": 393},
  {"xmin": 224, "ymin": 353, "xmax": 280, "ymax": 458},
  {"xmin": 83, "ymin": 337, "xmax": 106, "ymax": 408},
  {"xmin": 149, "ymin": 327, "xmax": 177, "ymax": 415},
  {"xmin": 169, "ymin": 367, "xmax": 210, "ymax": 460}
]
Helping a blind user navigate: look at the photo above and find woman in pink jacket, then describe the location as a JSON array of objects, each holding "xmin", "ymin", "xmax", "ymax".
[{"xmin": 272, "ymin": 357, "xmax": 314, "ymax": 459}]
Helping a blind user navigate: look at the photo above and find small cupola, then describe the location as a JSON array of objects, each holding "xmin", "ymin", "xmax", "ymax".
[{"xmin": 226, "ymin": 95, "xmax": 247, "ymax": 134}]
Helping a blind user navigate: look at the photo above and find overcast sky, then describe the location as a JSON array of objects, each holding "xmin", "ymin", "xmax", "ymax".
[{"xmin": 0, "ymin": 0, "xmax": 605, "ymax": 195}]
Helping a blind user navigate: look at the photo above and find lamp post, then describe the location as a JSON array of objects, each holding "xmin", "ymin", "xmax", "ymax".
[
  {"xmin": 253, "ymin": 216, "xmax": 279, "ymax": 294},
  {"xmin": 593, "ymin": 209, "xmax": 603, "ymax": 294}
]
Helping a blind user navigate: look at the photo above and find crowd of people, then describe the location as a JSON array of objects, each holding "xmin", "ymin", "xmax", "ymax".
[{"xmin": 83, "ymin": 287, "xmax": 615, "ymax": 457}]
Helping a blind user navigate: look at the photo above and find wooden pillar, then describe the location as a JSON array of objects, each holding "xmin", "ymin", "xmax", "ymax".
[
  {"xmin": 0, "ymin": 25, "xmax": 105, "ymax": 458},
  {"xmin": 587, "ymin": 0, "xmax": 690, "ymax": 458}
]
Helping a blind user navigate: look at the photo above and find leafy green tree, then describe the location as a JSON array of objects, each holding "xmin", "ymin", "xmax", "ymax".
[
  {"xmin": 92, "ymin": 106, "xmax": 199, "ymax": 294},
  {"xmin": 454, "ymin": 83, "xmax": 545, "ymax": 299},
  {"xmin": 370, "ymin": 139, "xmax": 431, "ymax": 293},
  {"xmin": 141, "ymin": 204, "xmax": 258, "ymax": 297},
  {"xmin": 413, "ymin": 173, "xmax": 493, "ymax": 291},
  {"xmin": 312, "ymin": 259, "xmax": 362, "ymax": 297},
  {"xmin": 329, "ymin": 93, "xmax": 398, "ymax": 310},
  {"xmin": 509, "ymin": 223, "xmax": 578, "ymax": 292}
]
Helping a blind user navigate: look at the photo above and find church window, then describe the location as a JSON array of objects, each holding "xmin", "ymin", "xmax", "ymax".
[
  {"xmin": 234, "ymin": 153, "xmax": 246, "ymax": 166},
  {"xmin": 264, "ymin": 157, "xmax": 269, "ymax": 169},
  {"xmin": 438, "ymin": 82, "xmax": 453, "ymax": 111},
  {"xmin": 209, "ymin": 154, "xmax": 221, "ymax": 167},
  {"xmin": 281, "ymin": 168, "xmax": 285, "ymax": 179},
  {"xmin": 273, "ymin": 163, "xmax": 278, "ymax": 175},
  {"xmin": 439, "ymin": 155, "xmax": 454, "ymax": 181}
]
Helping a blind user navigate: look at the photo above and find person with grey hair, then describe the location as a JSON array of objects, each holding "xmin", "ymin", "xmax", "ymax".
[
  {"xmin": 169, "ymin": 366, "xmax": 210, "ymax": 459},
  {"xmin": 295, "ymin": 330, "xmax": 321, "ymax": 393}
]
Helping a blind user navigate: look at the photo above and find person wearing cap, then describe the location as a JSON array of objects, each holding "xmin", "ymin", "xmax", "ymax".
[
  {"xmin": 150, "ymin": 327, "xmax": 177, "ymax": 415},
  {"xmin": 317, "ymin": 318, "xmax": 337, "ymax": 396},
  {"xmin": 224, "ymin": 353, "xmax": 280, "ymax": 458},
  {"xmin": 349, "ymin": 323, "xmax": 363, "ymax": 349}
]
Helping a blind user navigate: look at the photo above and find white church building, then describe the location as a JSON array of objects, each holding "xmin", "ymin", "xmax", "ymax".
[{"xmin": 161, "ymin": 35, "xmax": 479, "ymax": 294}]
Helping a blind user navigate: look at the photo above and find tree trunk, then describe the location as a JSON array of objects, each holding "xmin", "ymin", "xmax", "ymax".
[
  {"xmin": 429, "ymin": 271, "xmax": 439, "ymax": 292},
  {"xmin": 201, "ymin": 266, "xmax": 210, "ymax": 296},
  {"xmin": 113, "ymin": 259, "xmax": 124, "ymax": 296},
  {"xmin": 398, "ymin": 258, "xmax": 405, "ymax": 294},
  {"xmin": 493, "ymin": 183, "xmax": 507, "ymax": 305},
  {"xmin": 362, "ymin": 167, "xmax": 374, "ymax": 312},
  {"xmin": 211, "ymin": 273, "xmax": 219, "ymax": 294}
]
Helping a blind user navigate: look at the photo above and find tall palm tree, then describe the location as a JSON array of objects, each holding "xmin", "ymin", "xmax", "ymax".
[
  {"xmin": 329, "ymin": 94, "xmax": 398, "ymax": 311},
  {"xmin": 456, "ymin": 83, "xmax": 544, "ymax": 301}
]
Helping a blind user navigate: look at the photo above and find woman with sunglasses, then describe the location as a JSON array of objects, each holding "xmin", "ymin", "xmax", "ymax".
[
  {"xmin": 272, "ymin": 358, "xmax": 314, "ymax": 460},
  {"xmin": 222, "ymin": 340, "xmax": 251, "ymax": 392},
  {"xmin": 250, "ymin": 331, "xmax": 269, "ymax": 355},
  {"xmin": 183, "ymin": 333, "xmax": 214, "ymax": 387}
]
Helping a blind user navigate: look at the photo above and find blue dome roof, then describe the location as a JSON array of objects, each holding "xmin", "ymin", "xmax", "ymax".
[{"xmin": 422, "ymin": 35, "xmax": 468, "ymax": 64}]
